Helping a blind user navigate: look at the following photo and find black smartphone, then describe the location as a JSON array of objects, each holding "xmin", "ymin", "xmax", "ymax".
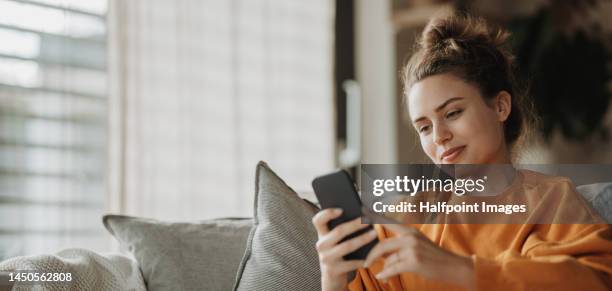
[{"xmin": 312, "ymin": 170, "xmax": 378, "ymax": 260}]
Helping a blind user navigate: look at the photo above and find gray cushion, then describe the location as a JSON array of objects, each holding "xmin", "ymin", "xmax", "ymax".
[
  {"xmin": 103, "ymin": 215, "xmax": 252, "ymax": 291},
  {"xmin": 577, "ymin": 182, "xmax": 612, "ymax": 223},
  {"xmin": 233, "ymin": 161, "xmax": 321, "ymax": 291}
]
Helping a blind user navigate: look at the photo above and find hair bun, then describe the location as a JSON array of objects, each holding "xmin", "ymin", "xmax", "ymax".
[{"xmin": 421, "ymin": 13, "xmax": 509, "ymax": 55}]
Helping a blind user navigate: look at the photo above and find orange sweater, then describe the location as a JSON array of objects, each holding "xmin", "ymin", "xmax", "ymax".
[{"xmin": 348, "ymin": 171, "xmax": 612, "ymax": 291}]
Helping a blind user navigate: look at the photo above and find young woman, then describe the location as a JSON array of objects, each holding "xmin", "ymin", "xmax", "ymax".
[{"xmin": 312, "ymin": 13, "xmax": 612, "ymax": 291}]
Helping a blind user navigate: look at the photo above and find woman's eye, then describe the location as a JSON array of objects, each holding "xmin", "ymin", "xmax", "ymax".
[
  {"xmin": 418, "ymin": 125, "xmax": 430, "ymax": 133},
  {"xmin": 445, "ymin": 109, "xmax": 463, "ymax": 119}
]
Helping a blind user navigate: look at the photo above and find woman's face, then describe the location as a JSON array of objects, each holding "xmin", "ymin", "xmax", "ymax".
[{"xmin": 407, "ymin": 73, "xmax": 511, "ymax": 165}]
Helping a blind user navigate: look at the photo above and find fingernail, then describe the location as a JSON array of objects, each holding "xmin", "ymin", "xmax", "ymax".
[
  {"xmin": 363, "ymin": 261, "xmax": 369, "ymax": 268},
  {"xmin": 334, "ymin": 208, "xmax": 343, "ymax": 214}
]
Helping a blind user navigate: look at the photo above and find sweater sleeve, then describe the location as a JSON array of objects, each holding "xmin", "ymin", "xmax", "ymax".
[
  {"xmin": 347, "ymin": 224, "xmax": 405, "ymax": 291},
  {"xmin": 473, "ymin": 224, "xmax": 612, "ymax": 291},
  {"xmin": 347, "ymin": 268, "xmax": 377, "ymax": 291},
  {"xmin": 347, "ymin": 267, "xmax": 406, "ymax": 291}
]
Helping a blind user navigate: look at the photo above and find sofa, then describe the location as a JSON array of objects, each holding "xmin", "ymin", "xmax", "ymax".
[{"xmin": 1, "ymin": 162, "xmax": 611, "ymax": 291}]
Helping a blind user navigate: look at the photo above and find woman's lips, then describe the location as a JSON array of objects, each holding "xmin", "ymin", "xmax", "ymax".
[{"xmin": 441, "ymin": 146, "xmax": 466, "ymax": 163}]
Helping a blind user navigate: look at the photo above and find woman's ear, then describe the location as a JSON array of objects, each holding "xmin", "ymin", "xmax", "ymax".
[{"xmin": 495, "ymin": 91, "xmax": 512, "ymax": 122}]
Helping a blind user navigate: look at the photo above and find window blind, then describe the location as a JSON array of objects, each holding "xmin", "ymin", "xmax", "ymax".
[{"xmin": 0, "ymin": 0, "xmax": 108, "ymax": 259}]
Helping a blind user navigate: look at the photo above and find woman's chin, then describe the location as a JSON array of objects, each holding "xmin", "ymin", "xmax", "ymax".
[{"xmin": 440, "ymin": 159, "xmax": 464, "ymax": 165}]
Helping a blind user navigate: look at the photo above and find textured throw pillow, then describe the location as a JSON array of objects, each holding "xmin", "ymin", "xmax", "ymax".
[
  {"xmin": 591, "ymin": 184, "xmax": 612, "ymax": 223},
  {"xmin": 577, "ymin": 182, "xmax": 612, "ymax": 223},
  {"xmin": 103, "ymin": 215, "xmax": 252, "ymax": 291},
  {"xmin": 233, "ymin": 161, "xmax": 321, "ymax": 291}
]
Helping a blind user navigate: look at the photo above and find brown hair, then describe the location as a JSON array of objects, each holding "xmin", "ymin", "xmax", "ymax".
[{"xmin": 403, "ymin": 12, "xmax": 531, "ymax": 150}]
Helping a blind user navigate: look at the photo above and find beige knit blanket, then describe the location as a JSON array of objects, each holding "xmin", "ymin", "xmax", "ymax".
[{"xmin": 0, "ymin": 248, "xmax": 146, "ymax": 291}]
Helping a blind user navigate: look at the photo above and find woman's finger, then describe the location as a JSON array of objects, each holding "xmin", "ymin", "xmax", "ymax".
[
  {"xmin": 312, "ymin": 208, "xmax": 343, "ymax": 236},
  {"xmin": 326, "ymin": 216, "xmax": 371, "ymax": 243},
  {"xmin": 376, "ymin": 261, "xmax": 408, "ymax": 280},
  {"xmin": 317, "ymin": 218, "xmax": 372, "ymax": 252},
  {"xmin": 328, "ymin": 228, "xmax": 378, "ymax": 258},
  {"xmin": 383, "ymin": 248, "xmax": 412, "ymax": 268},
  {"xmin": 328, "ymin": 260, "xmax": 366, "ymax": 277},
  {"xmin": 364, "ymin": 236, "xmax": 413, "ymax": 267}
]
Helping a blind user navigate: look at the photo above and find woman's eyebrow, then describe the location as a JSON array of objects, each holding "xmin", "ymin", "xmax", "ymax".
[
  {"xmin": 435, "ymin": 97, "xmax": 464, "ymax": 112},
  {"xmin": 412, "ymin": 97, "xmax": 465, "ymax": 124}
]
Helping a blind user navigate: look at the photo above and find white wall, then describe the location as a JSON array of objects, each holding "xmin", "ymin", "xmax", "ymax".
[{"xmin": 355, "ymin": 0, "xmax": 397, "ymax": 164}]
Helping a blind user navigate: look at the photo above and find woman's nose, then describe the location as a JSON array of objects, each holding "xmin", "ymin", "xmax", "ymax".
[{"xmin": 433, "ymin": 123, "xmax": 452, "ymax": 145}]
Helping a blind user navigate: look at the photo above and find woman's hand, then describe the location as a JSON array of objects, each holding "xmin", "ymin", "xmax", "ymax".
[
  {"xmin": 312, "ymin": 208, "xmax": 379, "ymax": 291},
  {"xmin": 364, "ymin": 223, "xmax": 475, "ymax": 291}
]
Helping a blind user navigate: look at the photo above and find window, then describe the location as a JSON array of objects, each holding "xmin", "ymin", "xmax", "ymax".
[
  {"xmin": 0, "ymin": 0, "xmax": 108, "ymax": 259},
  {"xmin": 108, "ymin": 0, "xmax": 335, "ymax": 221}
]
